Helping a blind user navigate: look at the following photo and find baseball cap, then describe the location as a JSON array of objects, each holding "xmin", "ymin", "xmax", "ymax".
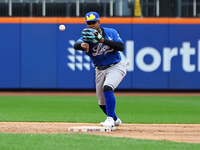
[{"xmin": 85, "ymin": 12, "xmax": 100, "ymax": 22}]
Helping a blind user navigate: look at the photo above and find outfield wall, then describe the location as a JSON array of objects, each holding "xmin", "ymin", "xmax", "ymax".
[{"xmin": 0, "ymin": 18, "xmax": 200, "ymax": 90}]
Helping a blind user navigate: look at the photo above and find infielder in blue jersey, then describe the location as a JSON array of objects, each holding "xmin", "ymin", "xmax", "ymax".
[{"xmin": 74, "ymin": 12, "xmax": 128, "ymax": 131}]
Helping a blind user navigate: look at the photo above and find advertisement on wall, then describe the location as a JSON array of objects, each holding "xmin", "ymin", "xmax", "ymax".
[{"xmin": 58, "ymin": 23, "xmax": 200, "ymax": 89}]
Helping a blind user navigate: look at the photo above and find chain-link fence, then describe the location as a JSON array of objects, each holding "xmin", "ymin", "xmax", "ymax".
[{"xmin": 0, "ymin": 0, "xmax": 199, "ymax": 17}]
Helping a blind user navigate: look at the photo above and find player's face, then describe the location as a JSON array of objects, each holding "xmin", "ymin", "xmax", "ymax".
[{"xmin": 86, "ymin": 21, "xmax": 100, "ymax": 31}]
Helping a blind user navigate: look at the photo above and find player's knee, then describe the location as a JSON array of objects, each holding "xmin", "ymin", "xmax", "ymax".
[{"xmin": 103, "ymin": 85, "xmax": 113, "ymax": 92}]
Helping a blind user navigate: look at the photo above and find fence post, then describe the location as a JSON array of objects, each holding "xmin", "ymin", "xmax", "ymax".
[
  {"xmin": 8, "ymin": 0, "xmax": 12, "ymax": 16},
  {"xmin": 110, "ymin": 0, "xmax": 113, "ymax": 16},
  {"xmin": 177, "ymin": 0, "xmax": 182, "ymax": 17},
  {"xmin": 193, "ymin": 0, "xmax": 196, "ymax": 17},
  {"xmin": 42, "ymin": 0, "xmax": 46, "ymax": 17},
  {"xmin": 156, "ymin": 0, "xmax": 159, "ymax": 17},
  {"xmin": 76, "ymin": 0, "xmax": 80, "ymax": 17}
]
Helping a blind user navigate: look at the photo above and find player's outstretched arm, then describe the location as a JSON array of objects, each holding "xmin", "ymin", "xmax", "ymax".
[{"xmin": 74, "ymin": 42, "xmax": 89, "ymax": 53}]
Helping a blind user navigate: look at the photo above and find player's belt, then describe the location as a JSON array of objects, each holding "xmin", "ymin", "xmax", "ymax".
[{"xmin": 96, "ymin": 62, "xmax": 118, "ymax": 70}]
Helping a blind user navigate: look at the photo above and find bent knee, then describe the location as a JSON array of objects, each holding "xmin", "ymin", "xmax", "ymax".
[{"xmin": 103, "ymin": 85, "xmax": 113, "ymax": 92}]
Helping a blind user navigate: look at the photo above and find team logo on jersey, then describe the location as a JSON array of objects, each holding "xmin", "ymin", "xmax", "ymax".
[{"xmin": 92, "ymin": 43, "xmax": 113, "ymax": 56}]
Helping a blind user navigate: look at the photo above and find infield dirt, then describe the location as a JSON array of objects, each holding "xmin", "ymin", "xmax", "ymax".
[{"xmin": 0, "ymin": 122, "xmax": 199, "ymax": 143}]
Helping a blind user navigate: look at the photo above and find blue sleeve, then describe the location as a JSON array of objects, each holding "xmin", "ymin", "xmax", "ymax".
[
  {"xmin": 76, "ymin": 37, "xmax": 83, "ymax": 43},
  {"xmin": 112, "ymin": 29, "xmax": 124, "ymax": 44}
]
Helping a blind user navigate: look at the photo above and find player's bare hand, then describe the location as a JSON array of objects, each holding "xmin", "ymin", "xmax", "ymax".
[{"xmin": 81, "ymin": 43, "xmax": 89, "ymax": 53}]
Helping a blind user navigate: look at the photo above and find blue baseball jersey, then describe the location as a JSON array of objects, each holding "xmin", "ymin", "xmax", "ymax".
[{"xmin": 76, "ymin": 27, "xmax": 124, "ymax": 67}]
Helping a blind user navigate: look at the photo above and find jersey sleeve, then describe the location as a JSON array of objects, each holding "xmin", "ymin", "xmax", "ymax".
[
  {"xmin": 76, "ymin": 37, "xmax": 84, "ymax": 43},
  {"xmin": 111, "ymin": 29, "xmax": 124, "ymax": 44}
]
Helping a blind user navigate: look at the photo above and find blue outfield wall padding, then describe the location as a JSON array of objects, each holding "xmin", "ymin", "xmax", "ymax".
[
  {"xmin": 131, "ymin": 24, "xmax": 170, "ymax": 89},
  {"xmin": 21, "ymin": 24, "xmax": 58, "ymax": 88},
  {"xmin": 0, "ymin": 24, "xmax": 21, "ymax": 88},
  {"xmin": 0, "ymin": 21, "xmax": 200, "ymax": 90},
  {"xmin": 169, "ymin": 25, "xmax": 200, "ymax": 89}
]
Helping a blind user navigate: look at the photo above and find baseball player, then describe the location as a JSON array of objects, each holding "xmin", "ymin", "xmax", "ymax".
[{"xmin": 74, "ymin": 12, "xmax": 128, "ymax": 131}]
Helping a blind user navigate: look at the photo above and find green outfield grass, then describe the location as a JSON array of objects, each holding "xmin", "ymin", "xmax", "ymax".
[
  {"xmin": 0, "ymin": 133, "xmax": 199, "ymax": 150},
  {"xmin": 0, "ymin": 95, "xmax": 200, "ymax": 150},
  {"xmin": 0, "ymin": 96, "xmax": 199, "ymax": 123}
]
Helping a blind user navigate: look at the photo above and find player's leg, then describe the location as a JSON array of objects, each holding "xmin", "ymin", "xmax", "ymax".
[
  {"xmin": 99, "ymin": 105, "xmax": 121, "ymax": 126},
  {"xmin": 102, "ymin": 62, "xmax": 127, "ymax": 126},
  {"xmin": 95, "ymin": 68, "xmax": 106, "ymax": 106},
  {"xmin": 96, "ymin": 69, "xmax": 118, "ymax": 130},
  {"xmin": 95, "ymin": 69, "xmax": 109, "ymax": 116},
  {"xmin": 96, "ymin": 62, "xmax": 126, "ymax": 130},
  {"xmin": 99, "ymin": 85, "xmax": 116, "ymax": 130},
  {"xmin": 103, "ymin": 85, "xmax": 115, "ymax": 119},
  {"xmin": 99, "ymin": 105, "xmax": 118, "ymax": 121},
  {"xmin": 95, "ymin": 68, "xmax": 118, "ymax": 120},
  {"xmin": 104, "ymin": 60, "xmax": 127, "ymax": 91}
]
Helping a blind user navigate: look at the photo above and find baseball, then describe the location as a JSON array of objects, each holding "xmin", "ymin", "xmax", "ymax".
[{"xmin": 59, "ymin": 24, "xmax": 66, "ymax": 31}]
